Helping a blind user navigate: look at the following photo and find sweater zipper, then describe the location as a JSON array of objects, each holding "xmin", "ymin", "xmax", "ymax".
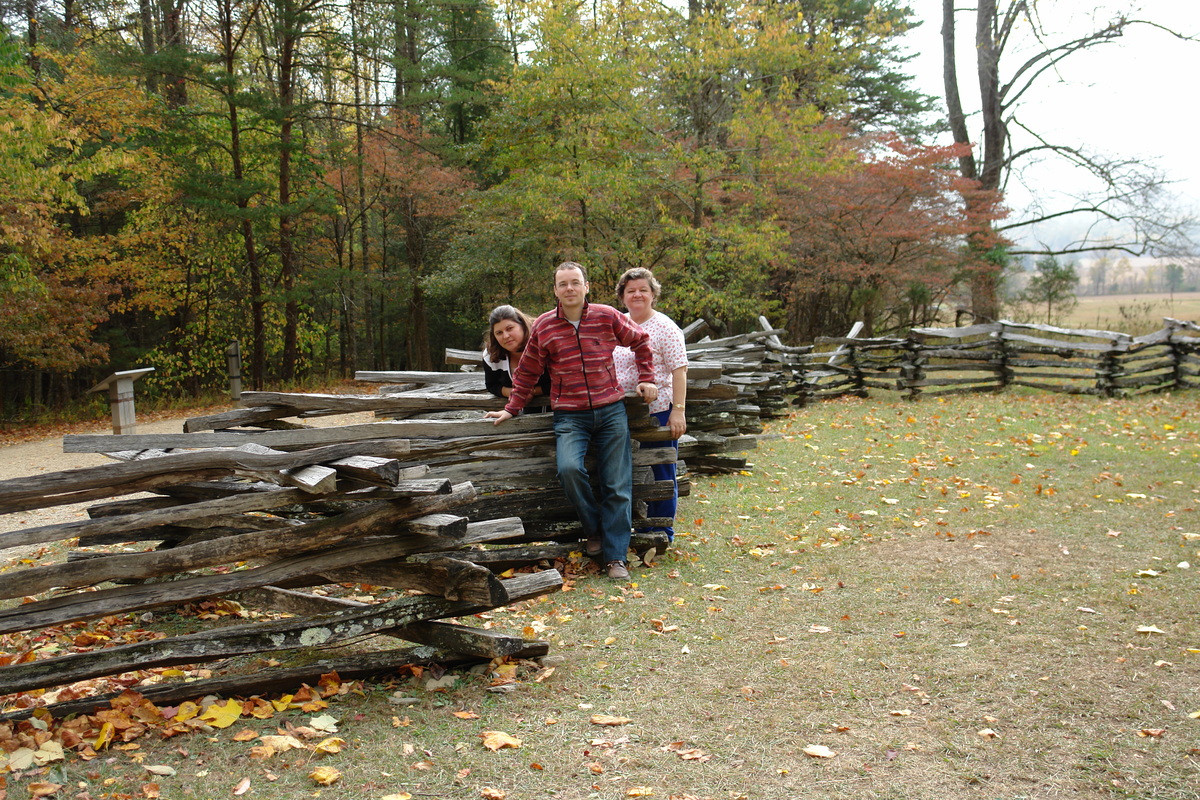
[{"xmin": 572, "ymin": 323, "xmax": 595, "ymax": 409}]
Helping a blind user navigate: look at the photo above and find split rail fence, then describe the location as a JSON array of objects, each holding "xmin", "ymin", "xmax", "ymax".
[
  {"xmin": 0, "ymin": 324, "xmax": 786, "ymax": 718},
  {"xmin": 787, "ymin": 317, "xmax": 1200, "ymax": 403},
  {"xmin": 4, "ymin": 314, "xmax": 1195, "ymax": 716}
]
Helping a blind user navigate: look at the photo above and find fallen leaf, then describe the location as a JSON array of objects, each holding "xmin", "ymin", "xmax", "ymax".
[
  {"xmin": 6, "ymin": 747, "xmax": 35, "ymax": 770},
  {"xmin": 889, "ymin": 710, "xmax": 912, "ymax": 717},
  {"xmin": 590, "ymin": 714, "xmax": 632, "ymax": 726},
  {"xmin": 1137, "ymin": 728, "xmax": 1166, "ymax": 738},
  {"xmin": 480, "ymin": 789, "xmax": 507, "ymax": 800},
  {"xmin": 233, "ymin": 777, "xmax": 251, "ymax": 796},
  {"xmin": 803, "ymin": 744, "xmax": 836, "ymax": 758},
  {"xmin": 143, "ymin": 765, "xmax": 177, "ymax": 777},
  {"xmin": 259, "ymin": 735, "xmax": 304, "ymax": 752},
  {"xmin": 199, "ymin": 699, "xmax": 242, "ymax": 729},
  {"xmin": 481, "ymin": 730, "xmax": 522, "ymax": 750},
  {"xmin": 309, "ymin": 713, "xmax": 340, "ymax": 732},
  {"xmin": 313, "ymin": 737, "xmax": 346, "ymax": 755},
  {"xmin": 32, "ymin": 741, "xmax": 65, "ymax": 765},
  {"xmin": 1136, "ymin": 625, "xmax": 1166, "ymax": 635},
  {"xmin": 232, "ymin": 729, "xmax": 258, "ymax": 742},
  {"xmin": 452, "ymin": 710, "xmax": 480, "ymax": 719},
  {"xmin": 28, "ymin": 783, "xmax": 63, "ymax": 798},
  {"xmin": 977, "ymin": 728, "xmax": 1000, "ymax": 739},
  {"xmin": 309, "ymin": 765, "xmax": 341, "ymax": 785},
  {"xmin": 626, "ymin": 788, "xmax": 655, "ymax": 797},
  {"xmin": 382, "ymin": 794, "xmax": 414, "ymax": 800}
]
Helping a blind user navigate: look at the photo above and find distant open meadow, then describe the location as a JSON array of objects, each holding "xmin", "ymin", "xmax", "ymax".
[{"xmin": 1059, "ymin": 292, "xmax": 1200, "ymax": 335}]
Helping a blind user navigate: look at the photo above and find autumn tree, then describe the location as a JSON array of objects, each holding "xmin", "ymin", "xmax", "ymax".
[{"xmin": 770, "ymin": 129, "xmax": 1002, "ymax": 339}]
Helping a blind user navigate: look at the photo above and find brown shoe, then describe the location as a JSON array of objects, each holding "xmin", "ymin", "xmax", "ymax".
[
  {"xmin": 606, "ymin": 561, "xmax": 629, "ymax": 581},
  {"xmin": 585, "ymin": 535, "xmax": 601, "ymax": 557}
]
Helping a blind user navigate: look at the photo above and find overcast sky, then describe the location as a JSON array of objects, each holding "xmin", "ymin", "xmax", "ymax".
[{"xmin": 898, "ymin": 1, "xmax": 1200, "ymax": 253}]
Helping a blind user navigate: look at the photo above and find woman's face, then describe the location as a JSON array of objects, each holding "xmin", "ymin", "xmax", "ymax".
[
  {"xmin": 493, "ymin": 319, "xmax": 527, "ymax": 355},
  {"xmin": 622, "ymin": 278, "xmax": 655, "ymax": 316}
]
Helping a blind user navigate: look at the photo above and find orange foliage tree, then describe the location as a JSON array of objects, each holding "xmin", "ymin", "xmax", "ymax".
[{"xmin": 770, "ymin": 129, "xmax": 1006, "ymax": 340}]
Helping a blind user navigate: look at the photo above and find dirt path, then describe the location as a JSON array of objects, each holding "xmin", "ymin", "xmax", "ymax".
[{"xmin": 0, "ymin": 410, "xmax": 375, "ymax": 560}]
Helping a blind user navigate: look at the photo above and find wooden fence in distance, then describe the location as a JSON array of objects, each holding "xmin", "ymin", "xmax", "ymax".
[{"xmin": 784, "ymin": 318, "xmax": 1200, "ymax": 403}]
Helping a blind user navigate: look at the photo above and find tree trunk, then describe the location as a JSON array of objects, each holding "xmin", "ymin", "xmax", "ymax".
[{"xmin": 278, "ymin": 0, "xmax": 300, "ymax": 382}]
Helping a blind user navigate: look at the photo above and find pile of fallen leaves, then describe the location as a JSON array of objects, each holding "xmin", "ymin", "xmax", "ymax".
[{"xmin": 0, "ymin": 672, "xmax": 355, "ymax": 797}]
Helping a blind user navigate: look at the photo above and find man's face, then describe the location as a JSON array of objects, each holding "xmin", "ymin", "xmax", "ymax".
[{"xmin": 554, "ymin": 267, "xmax": 589, "ymax": 311}]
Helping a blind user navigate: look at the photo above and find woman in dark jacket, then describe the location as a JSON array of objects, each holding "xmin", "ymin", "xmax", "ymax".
[{"xmin": 482, "ymin": 305, "xmax": 550, "ymax": 400}]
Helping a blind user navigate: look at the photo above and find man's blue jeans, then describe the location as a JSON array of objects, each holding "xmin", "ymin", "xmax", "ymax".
[{"xmin": 553, "ymin": 401, "xmax": 633, "ymax": 564}]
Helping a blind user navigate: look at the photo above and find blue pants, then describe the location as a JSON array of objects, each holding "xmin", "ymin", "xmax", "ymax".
[
  {"xmin": 553, "ymin": 401, "xmax": 633, "ymax": 564},
  {"xmin": 638, "ymin": 407, "xmax": 678, "ymax": 540}
]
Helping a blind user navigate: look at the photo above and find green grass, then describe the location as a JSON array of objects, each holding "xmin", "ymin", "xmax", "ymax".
[{"xmin": 3, "ymin": 390, "xmax": 1199, "ymax": 799}]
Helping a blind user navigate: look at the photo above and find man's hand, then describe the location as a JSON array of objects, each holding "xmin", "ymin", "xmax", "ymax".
[
  {"xmin": 636, "ymin": 382, "xmax": 658, "ymax": 404},
  {"xmin": 485, "ymin": 410, "xmax": 513, "ymax": 426}
]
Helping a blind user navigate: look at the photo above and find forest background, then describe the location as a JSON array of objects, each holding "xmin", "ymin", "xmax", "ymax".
[{"xmin": 0, "ymin": 0, "xmax": 1192, "ymax": 415}]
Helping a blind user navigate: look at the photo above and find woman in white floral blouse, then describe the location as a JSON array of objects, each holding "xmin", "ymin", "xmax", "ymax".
[{"xmin": 613, "ymin": 268, "xmax": 688, "ymax": 543}]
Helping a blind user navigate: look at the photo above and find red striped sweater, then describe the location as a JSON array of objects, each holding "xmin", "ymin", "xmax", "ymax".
[{"xmin": 504, "ymin": 301, "xmax": 654, "ymax": 414}]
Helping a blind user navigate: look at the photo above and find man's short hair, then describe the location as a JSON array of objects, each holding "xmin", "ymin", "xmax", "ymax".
[{"xmin": 554, "ymin": 261, "xmax": 588, "ymax": 282}]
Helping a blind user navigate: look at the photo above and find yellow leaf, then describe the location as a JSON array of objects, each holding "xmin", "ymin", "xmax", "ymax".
[
  {"xmin": 309, "ymin": 765, "xmax": 341, "ymax": 785},
  {"xmin": 94, "ymin": 721, "xmax": 115, "ymax": 750},
  {"xmin": 382, "ymin": 794, "xmax": 414, "ymax": 800},
  {"xmin": 174, "ymin": 701, "xmax": 199, "ymax": 722},
  {"xmin": 481, "ymin": 730, "xmax": 522, "ymax": 750},
  {"xmin": 199, "ymin": 699, "xmax": 243, "ymax": 729},
  {"xmin": 28, "ymin": 782, "xmax": 63, "ymax": 798},
  {"xmin": 453, "ymin": 710, "xmax": 480, "ymax": 719},
  {"xmin": 589, "ymin": 714, "xmax": 632, "ymax": 726},
  {"xmin": 314, "ymin": 737, "xmax": 346, "ymax": 755},
  {"xmin": 232, "ymin": 729, "xmax": 258, "ymax": 742},
  {"xmin": 1136, "ymin": 625, "xmax": 1166, "ymax": 635},
  {"xmin": 271, "ymin": 695, "xmax": 294, "ymax": 712},
  {"xmin": 143, "ymin": 764, "xmax": 177, "ymax": 777},
  {"xmin": 627, "ymin": 788, "xmax": 655, "ymax": 797},
  {"xmin": 802, "ymin": 744, "xmax": 836, "ymax": 758}
]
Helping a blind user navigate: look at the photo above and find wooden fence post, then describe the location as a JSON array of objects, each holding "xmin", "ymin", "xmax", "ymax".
[
  {"xmin": 995, "ymin": 323, "xmax": 1012, "ymax": 390},
  {"xmin": 900, "ymin": 336, "xmax": 923, "ymax": 400},
  {"xmin": 87, "ymin": 369, "xmax": 155, "ymax": 435},
  {"xmin": 226, "ymin": 341, "xmax": 243, "ymax": 402}
]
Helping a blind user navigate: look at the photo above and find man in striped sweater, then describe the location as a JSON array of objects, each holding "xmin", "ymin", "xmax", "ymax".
[{"xmin": 487, "ymin": 262, "xmax": 657, "ymax": 581}]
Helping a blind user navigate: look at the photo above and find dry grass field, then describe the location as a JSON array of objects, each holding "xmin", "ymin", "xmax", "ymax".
[
  {"xmin": 1058, "ymin": 292, "xmax": 1200, "ymax": 335},
  {"xmin": 2, "ymin": 391, "xmax": 1198, "ymax": 800}
]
